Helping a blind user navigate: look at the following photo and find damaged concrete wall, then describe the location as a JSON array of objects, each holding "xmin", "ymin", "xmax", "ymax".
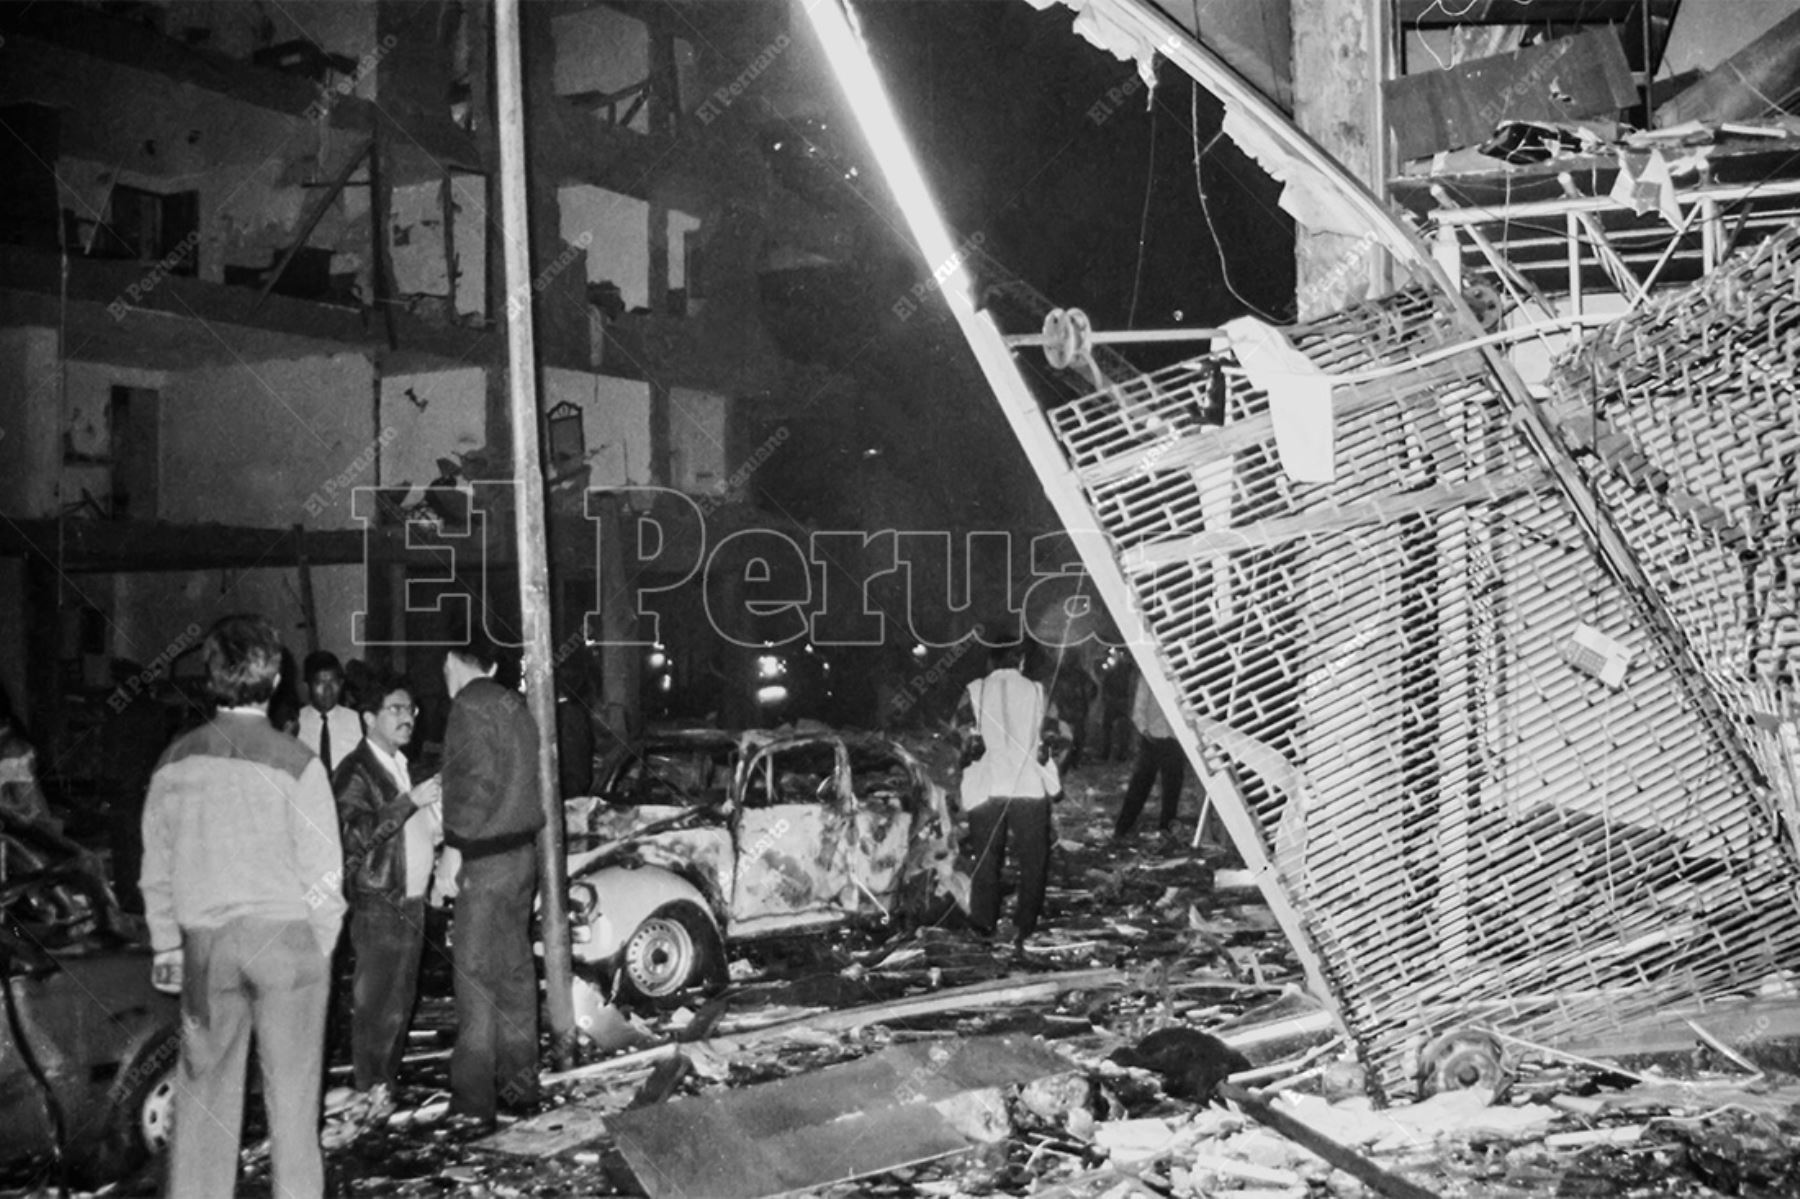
[
  {"xmin": 59, "ymin": 361, "xmax": 170, "ymax": 517},
  {"xmin": 551, "ymin": 5, "xmax": 654, "ymax": 133},
  {"xmin": 378, "ymin": 366, "xmax": 488, "ymax": 495},
  {"xmin": 561, "ymin": 184, "xmax": 652, "ymax": 311},
  {"xmin": 112, "ymin": 563, "xmax": 369, "ymax": 671},
  {"xmin": 385, "ymin": 173, "xmax": 489, "ymax": 317},
  {"xmin": 0, "ymin": 36, "xmax": 376, "ymax": 300},
  {"xmin": 543, "ymin": 368, "xmax": 654, "ymax": 489},
  {"xmin": 0, "ymin": 327, "xmax": 63, "ymax": 519},
  {"xmin": 1289, "ymin": 0, "xmax": 1387, "ymax": 319},
  {"xmin": 160, "ymin": 352, "xmax": 376, "ymax": 528},
  {"xmin": 155, "ymin": 1, "xmax": 379, "ymax": 70},
  {"xmin": 670, "ymin": 387, "xmax": 729, "ymax": 496}
]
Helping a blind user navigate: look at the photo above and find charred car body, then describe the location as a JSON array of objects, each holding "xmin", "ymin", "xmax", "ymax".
[
  {"xmin": 0, "ymin": 815, "xmax": 180, "ymax": 1188},
  {"xmin": 562, "ymin": 726, "xmax": 966, "ymax": 1005}
]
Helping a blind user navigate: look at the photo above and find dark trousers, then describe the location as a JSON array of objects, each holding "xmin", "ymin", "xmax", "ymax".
[
  {"xmin": 172, "ymin": 918, "xmax": 329, "ymax": 1199},
  {"xmin": 350, "ymin": 894, "xmax": 426, "ymax": 1091},
  {"xmin": 450, "ymin": 844, "xmax": 540, "ymax": 1120},
  {"xmin": 965, "ymin": 796, "xmax": 1052, "ymax": 939},
  {"xmin": 1116, "ymin": 734, "xmax": 1186, "ymax": 836}
]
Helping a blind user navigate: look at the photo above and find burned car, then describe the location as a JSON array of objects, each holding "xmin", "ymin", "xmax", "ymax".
[
  {"xmin": 1, "ymin": 816, "xmax": 180, "ymax": 1188},
  {"xmin": 562, "ymin": 726, "xmax": 965, "ymax": 1002}
]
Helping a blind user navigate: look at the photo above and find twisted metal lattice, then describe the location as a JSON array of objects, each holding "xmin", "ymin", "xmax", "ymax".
[{"xmin": 1048, "ymin": 274, "xmax": 1800, "ymax": 1098}]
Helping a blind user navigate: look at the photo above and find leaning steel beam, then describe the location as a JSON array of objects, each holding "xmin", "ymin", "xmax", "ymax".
[{"xmin": 799, "ymin": 0, "xmax": 1346, "ymax": 1033}]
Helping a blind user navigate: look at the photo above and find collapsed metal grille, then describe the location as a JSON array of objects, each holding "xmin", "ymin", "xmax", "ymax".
[
  {"xmin": 1048, "ymin": 280, "xmax": 1800, "ymax": 1098},
  {"xmin": 1558, "ymin": 223, "xmax": 1800, "ymax": 862}
]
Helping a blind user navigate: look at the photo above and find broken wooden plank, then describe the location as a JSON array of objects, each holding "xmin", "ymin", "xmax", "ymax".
[
  {"xmin": 547, "ymin": 967, "xmax": 1126, "ymax": 1085},
  {"xmin": 1382, "ymin": 27, "xmax": 1636, "ymax": 161},
  {"xmin": 477, "ymin": 1104, "xmax": 615, "ymax": 1158},
  {"xmin": 250, "ymin": 137, "xmax": 372, "ymax": 315},
  {"xmin": 1218, "ymin": 1083, "xmax": 1440, "ymax": 1199},
  {"xmin": 1552, "ymin": 996, "xmax": 1800, "ymax": 1062},
  {"xmin": 608, "ymin": 1034, "xmax": 1074, "ymax": 1199}
]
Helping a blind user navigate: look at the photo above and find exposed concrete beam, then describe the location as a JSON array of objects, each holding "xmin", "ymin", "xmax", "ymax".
[{"xmin": 1656, "ymin": 6, "xmax": 1800, "ymax": 125}]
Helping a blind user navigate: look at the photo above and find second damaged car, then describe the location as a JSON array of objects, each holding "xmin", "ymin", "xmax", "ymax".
[{"xmin": 561, "ymin": 726, "xmax": 965, "ymax": 1004}]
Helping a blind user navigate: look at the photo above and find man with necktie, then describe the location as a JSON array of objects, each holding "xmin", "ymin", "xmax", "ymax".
[{"xmin": 297, "ymin": 650, "xmax": 362, "ymax": 774}]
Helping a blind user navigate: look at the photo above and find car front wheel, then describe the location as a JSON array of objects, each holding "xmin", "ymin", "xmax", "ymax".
[
  {"xmin": 79, "ymin": 1025, "xmax": 179, "ymax": 1187},
  {"xmin": 618, "ymin": 903, "xmax": 716, "ymax": 1003}
]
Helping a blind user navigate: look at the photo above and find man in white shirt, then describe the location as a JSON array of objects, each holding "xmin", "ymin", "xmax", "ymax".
[
  {"xmin": 953, "ymin": 641, "xmax": 1065, "ymax": 949},
  {"xmin": 297, "ymin": 650, "xmax": 363, "ymax": 774},
  {"xmin": 329, "ymin": 672, "xmax": 447, "ymax": 1112}
]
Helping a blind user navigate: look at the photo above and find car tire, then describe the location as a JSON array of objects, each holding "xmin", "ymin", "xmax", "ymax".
[
  {"xmin": 78, "ymin": 1025, "xmax": 180, "ymax": 1188},
  {"xmin": 617, "ymin": 902, "xmax": 718, "ymax": 1004}
]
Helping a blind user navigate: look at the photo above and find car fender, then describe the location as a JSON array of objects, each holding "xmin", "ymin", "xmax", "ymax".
[{"xmin": 580, "ymin": 864, "xmax": 720, "ymax": 964}]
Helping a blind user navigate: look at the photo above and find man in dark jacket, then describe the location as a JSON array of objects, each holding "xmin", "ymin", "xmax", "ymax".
[
  {"xmin": 440, "ymin": 638, "xmax": 544, "ymax": 1128},
  {"xmin": 331, "ymin": 672, "xmax": 441, "ymax": 1111}
]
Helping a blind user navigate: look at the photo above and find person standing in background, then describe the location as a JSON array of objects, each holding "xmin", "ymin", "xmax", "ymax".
[
  {"xmin": 1113, "ymin": 672, "xmax": 1189, "ymax": 848},
  {"xmin": 1047, "ymin": 648, "xmax": 1096, "ymax": 773},
  {"xmin": 139, "ymin": 614, "xmax": 344, "ymax": 1199},
  {"xmin": 1096, "ymin": 651, "xmax": 1135, "ymax": 763},
  {"xmin": 554, "ymin": 659, "xmax": 596, "ymax": 800},
  {"xmin": 955, "ymin": 640, "xmax": 1065, "ymax": 951},
  {"xmin": 297, "ymin": 650, "xmax": 362, "ymax": 775},
  {"xmin": 439, "ymin": 638, "xmax": 544, "ymax": 1129},
  {"xmin": 330, "ymin": 673, "xmax": 444, "ymax": 1117}
]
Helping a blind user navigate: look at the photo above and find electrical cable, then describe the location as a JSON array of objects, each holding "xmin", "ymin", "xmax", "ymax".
[
  {"xmin": 1127, "ymin": 99, "xmax": 1158, "ymax": 329},
  {"xmin": 1189, "ymin": 84, "xmax": 1287, "ymax": 325}
]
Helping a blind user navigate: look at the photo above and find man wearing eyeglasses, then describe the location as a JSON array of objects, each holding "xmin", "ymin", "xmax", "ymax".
[{"xmin": 329, "ymin": 672, "xmax": 447, "ymax": 1116}]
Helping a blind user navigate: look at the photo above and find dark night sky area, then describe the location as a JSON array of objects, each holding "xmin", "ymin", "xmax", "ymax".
[
  {"xmin": 862, "ymin": 0, "xmax": 1296, "ymax": 336},
  {"xmin": 746, "ymin": 0, "xmax": 1294, "ymax": 571}
]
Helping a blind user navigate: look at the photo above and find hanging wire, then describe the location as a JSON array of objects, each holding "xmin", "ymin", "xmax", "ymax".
[
  {"xmin": 1189, "ymin": 82, "xmax": 1288, "ymax": 325},
  {"xmin": 1126, "ymin": 97, "xmax": 1158, "ymax": 329}
]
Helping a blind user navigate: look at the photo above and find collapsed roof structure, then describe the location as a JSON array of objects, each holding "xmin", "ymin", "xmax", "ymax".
[{"xmin": 808, "ymin": 0, "xmax": 1800, "ymax": 1100}]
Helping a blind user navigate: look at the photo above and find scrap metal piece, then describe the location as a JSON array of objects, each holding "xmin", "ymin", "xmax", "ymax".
[{"xmin": 607, "ymin": 1034, "xmax": 1074, "ymax": 1199}]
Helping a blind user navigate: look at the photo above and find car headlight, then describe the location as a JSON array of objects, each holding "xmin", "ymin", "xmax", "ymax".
[{"xmin": 568, "ymin": 881, "xmax": 598, "ymax": 924}]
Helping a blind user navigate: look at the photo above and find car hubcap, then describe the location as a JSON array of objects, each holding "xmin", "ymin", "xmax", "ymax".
[
  {"xmin": 141, "ymin": 1071, "xmax": 177, "ymax": 1152},
  {"xmin": 625, "ymin": 916, "xmax": 694, "ymax": 997}
]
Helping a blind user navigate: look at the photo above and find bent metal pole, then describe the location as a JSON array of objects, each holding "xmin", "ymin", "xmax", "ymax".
[{"xmin": 495, "ymin": 0, "xmax": 576, "ymax": 1072}]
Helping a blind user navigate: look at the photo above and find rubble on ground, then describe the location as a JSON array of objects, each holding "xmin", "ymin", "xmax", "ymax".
[{"xmin": 27, "ymin": 763, "xmax": 1798, "ymax": 1199}]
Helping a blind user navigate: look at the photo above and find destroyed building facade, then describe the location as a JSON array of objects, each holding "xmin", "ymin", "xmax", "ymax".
[{"xmin": 0, "ymin": 0, "xmax": 838, "ymax": 779}]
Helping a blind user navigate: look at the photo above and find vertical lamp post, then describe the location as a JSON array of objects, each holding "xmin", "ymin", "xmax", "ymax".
[{"xmin": 495, "ymin": 0, "xmax": 576, "ymax": 1071}]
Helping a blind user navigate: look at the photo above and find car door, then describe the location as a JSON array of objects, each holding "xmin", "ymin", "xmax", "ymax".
[
  {"xmin": 843, "ymin": 741, "xmax": 921, "ymax": 911},
  {"xmin": 728, "ymin": 738, "xmax": 853, "ymax": 925},
  {"xmin": 579, "ymin": 739, "xmax": 737, "ymax": 901}
]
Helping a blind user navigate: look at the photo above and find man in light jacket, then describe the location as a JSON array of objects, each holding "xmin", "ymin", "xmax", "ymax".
[
  {"xmin": 140, "ymin": 614, "xmax": 344, "ymax": 1199},
  {"xmin": 954, "ymin": 640, "xmax": 1064, "ymax": 949}
]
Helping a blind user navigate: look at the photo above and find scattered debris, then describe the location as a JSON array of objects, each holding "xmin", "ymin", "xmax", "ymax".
[
  {"xmin": 607, "ymin": 1034, "xmax": 1073, "ymax": 1198},
  {"xmin": 39, "ymin": 768, "xmax": 1800, "ymax": 1198}
]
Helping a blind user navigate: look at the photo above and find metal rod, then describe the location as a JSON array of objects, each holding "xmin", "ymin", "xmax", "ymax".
[
  {"xmin": 1431, "ymin": 178, "xmax": 1800, "ymax": 227},
  {"xmin": 495, "ymin": 0, "xmax": 576, "ymax": 1073},
  {"xmin": 1003, "ymin": 326, "xmax": 1227, "ymax": 347},
  {"xmin": 250, "ymin": 138, "xmax": 371, "ymax": 316}
]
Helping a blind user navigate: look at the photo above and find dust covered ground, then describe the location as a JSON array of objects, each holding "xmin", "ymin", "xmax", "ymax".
[{"xmin": 13, "ymin": 759, "xmax": 1800, "ymax": 1198}]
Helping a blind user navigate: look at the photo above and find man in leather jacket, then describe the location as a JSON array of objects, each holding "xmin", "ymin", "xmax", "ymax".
[{"xmin": 330, "ymin": 672, "xmax": 444, "ymax": 1110}]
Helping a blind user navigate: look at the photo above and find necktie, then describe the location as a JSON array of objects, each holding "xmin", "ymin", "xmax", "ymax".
[{"xmin": 319, "ymin": 715, "xmax": 332, "ymax": 772}]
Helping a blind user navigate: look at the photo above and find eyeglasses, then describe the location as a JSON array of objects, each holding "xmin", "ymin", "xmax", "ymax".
[{"xmin": 382, "ymin": 702, "xmax": 417, "ymax": 716}]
